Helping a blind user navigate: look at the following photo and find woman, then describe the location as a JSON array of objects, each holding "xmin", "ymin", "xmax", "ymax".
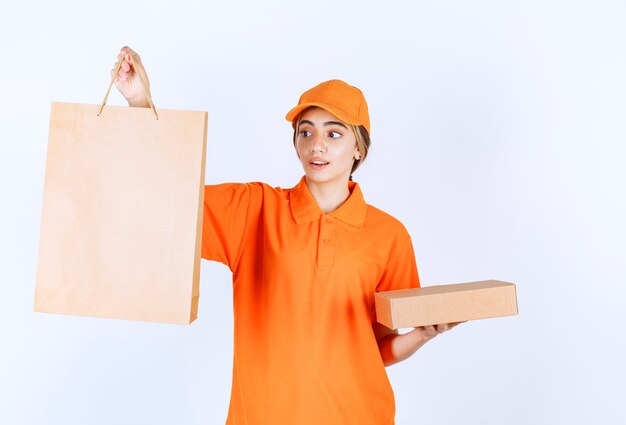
[{"xmin": 114, "ymin": 46, "xmax": 461, "ymax": 425}]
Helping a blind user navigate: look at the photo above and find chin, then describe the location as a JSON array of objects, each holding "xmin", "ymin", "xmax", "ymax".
[{"xmin": 303, "ymin": 170, "xmax": 348, "ymax": 186}]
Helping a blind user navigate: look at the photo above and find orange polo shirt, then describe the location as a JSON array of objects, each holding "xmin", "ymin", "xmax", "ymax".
[{"xmin": 202, "ymin": 176, "xmax": 420, "ymax": 425}]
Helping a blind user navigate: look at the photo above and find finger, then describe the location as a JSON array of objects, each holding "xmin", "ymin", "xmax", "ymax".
[
  {"xmin": 111, "ymin": 61, "xmax": 124, "ymax": 81},
  {"xmin": 123, "ymin": 50, "xmax": 142, "ymax": 68},
  {"xmin": 121, "ymin": 46, "xmax": 138, "ymax": 57},
  {"xmin": 117, "ymin": 66, "xmax": 128, "ymax": 80},
  {"xmin": 130, "ymin": 51, "xmax": 142, "ymax": 64},
  {"xmin": 435, "ymin": 324, "xmax": 448, "ymax": 333},
  {"xmin": 421, "ymin": 325, "xmax": 437, "ymax": 337},
  {"xmin": 113, "ymin": 48, "xmax": 131, "ymax": 80},
  {"xmin": 117, "ymin": 46, "xmax": 142, "ymax": 69},
  {"xmin": 112, "ymin": 59, "xmax": 132, "ymax": 81},
  {"xmin": 117, "ymin": 47, "xmax": 130, "ymax": 66},
  {"xmin": 119, "ymin": 45, "xmax": 134, "ymax": 58}
]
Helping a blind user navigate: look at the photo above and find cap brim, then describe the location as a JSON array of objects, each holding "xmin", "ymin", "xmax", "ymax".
[{"xmin": 285, "ymin": 102, "xmax": 362, "ymax": 128}]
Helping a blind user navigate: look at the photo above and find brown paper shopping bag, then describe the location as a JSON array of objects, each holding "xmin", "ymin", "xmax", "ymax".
[{"xmin": 34, "ymin": 59, "xmax": 207, "ymax": 324}]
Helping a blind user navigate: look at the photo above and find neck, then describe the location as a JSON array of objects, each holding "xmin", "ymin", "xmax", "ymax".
[{"xmin": 305, "ymin": 176, "xmax": 351, "ymax": 213}]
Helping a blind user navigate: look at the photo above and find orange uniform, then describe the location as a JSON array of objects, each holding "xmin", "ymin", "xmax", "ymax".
[{"xmin": 202, "ymin": 176, "xmax": 420, "ymax": 425}]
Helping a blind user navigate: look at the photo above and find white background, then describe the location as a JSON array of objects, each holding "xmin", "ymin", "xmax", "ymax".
[{"xmin": 1, "ymin": 1, "xmax": 625, "ymax": 424}]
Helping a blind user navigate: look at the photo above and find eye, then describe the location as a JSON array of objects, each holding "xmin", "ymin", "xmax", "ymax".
[
  {"xmin": 299, "ymin": 129, "xmax": 312, "ymax": 138},
  {"xmin": 328, "ymin": 130, "xmax": 342, "ymax": 139}
]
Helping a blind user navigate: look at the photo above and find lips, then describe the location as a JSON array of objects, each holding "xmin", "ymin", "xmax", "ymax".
[{"xmin": 309, "ymin": 158, "xmax": 330, "ymax": 170}]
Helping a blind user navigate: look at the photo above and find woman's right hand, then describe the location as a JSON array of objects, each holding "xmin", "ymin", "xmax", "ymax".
[{"xmin": 112, "ymin": 46, "xmax": 151, "ymax": 108}]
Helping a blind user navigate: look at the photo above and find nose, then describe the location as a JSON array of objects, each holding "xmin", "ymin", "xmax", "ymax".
[{"xmin": 310, "ymin": 133, "xmax": 326, "ymax": 153}]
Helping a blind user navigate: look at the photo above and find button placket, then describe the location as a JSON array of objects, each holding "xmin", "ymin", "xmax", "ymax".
[{"xmin": 317, "ymin": 214, "xmax": 336, "ymax": 268}]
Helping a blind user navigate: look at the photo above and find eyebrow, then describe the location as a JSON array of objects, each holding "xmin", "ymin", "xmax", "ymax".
[{"xmin": 299, "ymin": 119, "xmax": 348, "ymax": 129}]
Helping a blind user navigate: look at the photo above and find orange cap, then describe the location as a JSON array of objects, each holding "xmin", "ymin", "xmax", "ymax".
[{"xmin": 285, "ymin": 79, "xmax": 370, "ymax": 135}]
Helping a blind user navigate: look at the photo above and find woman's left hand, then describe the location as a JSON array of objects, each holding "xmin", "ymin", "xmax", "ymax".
[
  {"xmin": 413, "ymin": 321, "xmax": 465, "ymax": 341},
  {"xmin": 375, "ymin": 321, "xmax": 465, "ymax": 366}
]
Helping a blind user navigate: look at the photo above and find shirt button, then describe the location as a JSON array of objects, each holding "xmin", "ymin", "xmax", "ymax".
[{"xmin": 325, "ymin": 218, "xmax": 333, "ymax": 223}]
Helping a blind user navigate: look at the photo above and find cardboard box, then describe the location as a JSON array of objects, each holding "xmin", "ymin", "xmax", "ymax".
[{"xmin": 375, "ymin": 280, "xmax": 518, "ymax": 329}]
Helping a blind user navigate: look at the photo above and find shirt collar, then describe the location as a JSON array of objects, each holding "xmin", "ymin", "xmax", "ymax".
[{"xmin": 289, "ymin": 176, "xmax": 368, "ymax": 227}]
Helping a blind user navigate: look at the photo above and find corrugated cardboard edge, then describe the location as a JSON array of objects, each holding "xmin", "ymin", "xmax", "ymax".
[
  {"xmin": 375, "ymin": 280, "xmax": 519, "ymax": 329},
  {"xmin": 374, "ymin": 293, "xmax": 393, "ymax": 329}
]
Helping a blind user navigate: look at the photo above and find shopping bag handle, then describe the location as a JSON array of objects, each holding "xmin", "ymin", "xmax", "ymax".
[{"xmin": 98, "ymin": 54, "xmax": 159, "ymax": 120}]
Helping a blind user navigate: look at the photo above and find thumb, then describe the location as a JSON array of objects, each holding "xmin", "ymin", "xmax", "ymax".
[{"xmin": 125, "ymin": 51, "xmax": 150, "ymax": 87}]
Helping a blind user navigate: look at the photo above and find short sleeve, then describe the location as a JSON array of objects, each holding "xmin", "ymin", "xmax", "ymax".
[
  {"xmin": 376, "ymin": 227, "xmax": 421, "ymax": 293},
  {"xmin": 201, "ymin": 183, "xmax": 250, "ymax": 269}
]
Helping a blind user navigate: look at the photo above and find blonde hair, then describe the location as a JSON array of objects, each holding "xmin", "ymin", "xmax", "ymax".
[{"xmin": 292, "ymin": 107, "xmax": 371, "ymax": 176}]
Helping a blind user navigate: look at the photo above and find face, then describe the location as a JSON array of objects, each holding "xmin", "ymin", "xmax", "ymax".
[{"xmin": 295, "ymin": 108, "xmax": 360, "ymax": 186}]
